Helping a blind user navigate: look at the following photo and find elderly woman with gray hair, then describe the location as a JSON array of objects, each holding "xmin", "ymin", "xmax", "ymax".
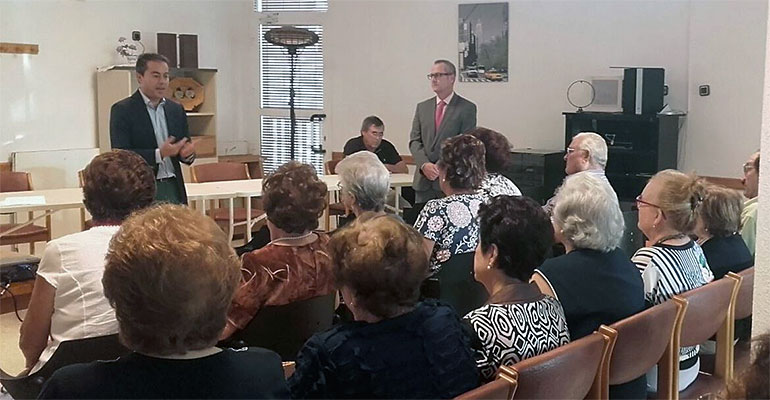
[
  {"xmin": 335, "ymin": 151, "xmax": 391, "ymax": 217},
  {"xmin": 532, "ymin": 171, "xmax": 646, "ymax": 399}
]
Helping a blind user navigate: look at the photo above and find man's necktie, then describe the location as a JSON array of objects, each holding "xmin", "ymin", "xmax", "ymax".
[{"xmin": 435, "ymin": 100, "xmax": 446, "ymax": 131}]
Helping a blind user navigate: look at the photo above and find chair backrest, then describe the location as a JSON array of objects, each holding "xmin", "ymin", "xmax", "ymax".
[
  {"xmin": 331, "ymin": 151, "xmax": 344, "ymax": 161},
  {"xmin": 507, "ymin": 331, "xmax": 611, "ymax": 399},
  {"xmin": 675, "ymin": 277, "xmax": 738, "ymax": 347},
  {"xmin": 600, "ymin": 299, "xmax": 684, "ymax": 386},
  {"xmin": 191, "ymin": 162, "xmax": 250, "ymax": 183},
  {"xmin": 326, "ymin": 159, "xmax": 341, "ymax": 175},
  {"xmin": 250, "ymin": 158, "xmax": 265, "ymax": 179},
  {"xmin": 455, "ymin": 374, "xmax": 517, "ymax": 400},
  {"xmin": 0, "ymin": 171, "xmax": 32, "ymax": 192},
  {"xmin": 434, "ymin": 253, "xmax": 488, "ymax": 316},
  {"xmin": 230, "ymin": 293, "xmax": 336, "ymax": 360},
  {"xmin": 729, "ymin": 268, "xmax": 754, "ymax": 320},
  {"xmin": 0, "ymin": 334, "xmax": 129, "ymax": 399}
]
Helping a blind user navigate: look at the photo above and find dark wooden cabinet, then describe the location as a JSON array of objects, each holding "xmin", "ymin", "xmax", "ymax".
[
  {"xmin": 505, "ymin": 149, "xmax": 565, "ymax": 204},
  {"xmin": 563, "ymin": 112, "xmax": 684, "ymax": 201}
]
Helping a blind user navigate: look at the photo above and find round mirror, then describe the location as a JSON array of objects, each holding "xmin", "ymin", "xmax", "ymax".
[{"xmin": 567, "ymin": 80, "xmax": 595, "ymax": 112}]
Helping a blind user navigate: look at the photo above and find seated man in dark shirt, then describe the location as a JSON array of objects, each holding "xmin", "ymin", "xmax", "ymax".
[{"xmin": 343, "ymin": 115, "xmax": 408, "ymax": 174}]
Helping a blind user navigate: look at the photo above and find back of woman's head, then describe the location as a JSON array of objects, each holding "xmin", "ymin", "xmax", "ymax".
[
  {"xmin": 553, "ymin": 171, "xmax": 624, "ymax": 252},
  {"xmin": 468, "ymin": 127, "xmax": 512, "ymax": 174},
  {"xmin": 335, "ymin": 151, "xmax": 390, "ymax": 212},
  {"xmin": 328, "ymin": 213, "xmax": 428, "ymax": 319},
  {"xmin": 478, "ymin": 196, "xmax": 553, "ymax": 281},
  {"xmin": 82, "ymin": 150, "xmax": 156, "ymax": 221},
  {"xmin": 698, "ymin": 184, "xmax": 744, "ymax": 238},
  {"xmin": 262, "ymin": 161, "xmax": 328, "ymax": 234},
  {"xmin": 103, "ymin": 204, "xmax": 240, "ymax": 355},
  {"xmin": 652, "ymin": 169, "xmax": 707, "ymax": 233},
  {"xmin": 438, "ymin": 134, "xmax": 486, "ymax": 190}
]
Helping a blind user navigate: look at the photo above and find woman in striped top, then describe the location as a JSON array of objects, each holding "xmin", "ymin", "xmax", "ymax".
[{"xmin": 632, "ymin": 169, "xmax": 714, "ymax": 393}]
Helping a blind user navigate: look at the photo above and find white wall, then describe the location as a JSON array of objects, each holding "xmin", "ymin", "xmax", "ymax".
[
  {"xmin": 0, "ymin": 0, "xmax": 258, "ymax": 161},
  {"xmin": 685, "ymin": 0, "xmax": 767, "ymax": 177},
  {"xmin": 323, "ymin": 0, "xmax": 765, "ymax": 178},
  {"xmin": 0, "ymin": 0, "xmax": 766, "ymax": 180},
  {"xmin": 324, "ymin": 0, "xmax": 690, "ymax": 157},
  {"xmin": 753, "ymin": 0, "xmax": 770, "ymax": 336}
]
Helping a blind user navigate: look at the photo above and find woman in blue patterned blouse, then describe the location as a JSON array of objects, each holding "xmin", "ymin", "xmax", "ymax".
[{"xmin": 414, "ymin": 134, "xmax": 487, "ymax": 274}]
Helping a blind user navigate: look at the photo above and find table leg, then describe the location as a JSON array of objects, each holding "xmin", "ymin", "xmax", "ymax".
[
  {"xmin": 395, "ymin": 186, "xmax": 401, "ymax": 216},
  {"xmin": 227, "ymin": 198, "xmax": 234, "ymax": 243},
  {"xmin": 245, "ymin": 196, "xmax": 252, "ymax": 242}
]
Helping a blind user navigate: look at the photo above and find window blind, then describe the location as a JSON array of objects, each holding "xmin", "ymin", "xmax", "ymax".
[
  {"xmin": 260, "ymin": 116, "xmax": 325, "ymax": 175},
  {"xmin": 255, "ymin": 0, "xmax": 328, "ymax": 12},
  {"xmin": 260, "ymin": 24, "xmax": 323, "ymax": 110}
]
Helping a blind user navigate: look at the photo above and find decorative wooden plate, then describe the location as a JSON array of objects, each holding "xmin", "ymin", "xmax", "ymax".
[{"xmin": 167, "ymin": 77, "xmax": 204, "ymax": 111}]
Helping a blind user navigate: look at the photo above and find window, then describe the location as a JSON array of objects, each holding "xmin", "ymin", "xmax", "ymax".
[
  {"xmin": 260, "ymin": 116, "xmax": 324, "ymax": 175},
  {"xmin": 259, "ymin": 23, "xmax": 325, "ymax": 174},
  {"xmin": 259, "ymin": 24, "xmax": 323, "ymax": 110},
  {"xmin": 255, "ymin": 0, "xmax": 328, "ymax": 13}
]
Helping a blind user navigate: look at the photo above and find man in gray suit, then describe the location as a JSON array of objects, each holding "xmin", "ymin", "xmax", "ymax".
[{"xmin": 409, "ymin": 59, "xmax": 477, "ymax": 204}]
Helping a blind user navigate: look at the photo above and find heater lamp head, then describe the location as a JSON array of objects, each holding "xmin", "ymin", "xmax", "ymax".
[{"xmin": 264, "ymin": 26, "xmax": 318, "ymax": 49}]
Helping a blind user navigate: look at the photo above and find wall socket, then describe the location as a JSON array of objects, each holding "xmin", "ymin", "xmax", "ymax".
[{"xmin": 132, "ymin": 31, "xmax": 141, "ymax": 41}]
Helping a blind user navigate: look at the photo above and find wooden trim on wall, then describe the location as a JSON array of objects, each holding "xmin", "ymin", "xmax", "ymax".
[
  {"xmin": 701, "ymin": 176, "xmax": 744, "ymax": 191},
  {"xmin": 0, "ymin": 162, "xmax": 11, "ymax": 172},
  {"xmin": 0, "ymin": 42, "xmax": 39, "ymax": 55}
]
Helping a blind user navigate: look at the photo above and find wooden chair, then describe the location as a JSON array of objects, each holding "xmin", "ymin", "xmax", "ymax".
[
  {"xmin": 76, "ymin": 169, "xmax": 94, "ymax": 231},
  {"xmin": 729, "ymin": 268, "xmax": 754, "ymax": 329},
  {"xmin": 504, "ymin": 330, "xmax": 615, "ymax": 399},
  {"xmin": 0, "ymin": 334, "xmax": 129, "ymax": 399},
  {"xmin": 728, "ymin": 268, "xmax": 754, "ymax": 376},
  {"xmin": 282, "ymin": 361, "xmax": 296, "ymax": 379},
  {"xmin": 455, "ymin": 371, "xmax": 517, "ymax": 400},
  {"xmin": 224, "ymin": 293, "xmax": 336, "ymax": 361},
  {"xmin": 325, "ymin": 159, "xmax": 347, "ymax": 229},
  {"xmin": 0, "ymin": 171, "xmax": 51, "ymax": 254},
  {"xmin": 673, "ymin": 275, "xmax": 741, "ymax": 400},
  {"xmin": 599, "ymin": 299, "xmax": 686, "ymax": 400},
  {"xmin": 190, "ymin": 162, "xmax": 266, "ymax": 242}
]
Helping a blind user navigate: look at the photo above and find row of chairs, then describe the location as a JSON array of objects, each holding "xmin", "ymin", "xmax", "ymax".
[
  {"xmin": 0, "ymin": 162, "xmax": 268, "ymax": 251},
  {"xmin": 0, "ymin": 171, "xmax": 52, "ymax": 254},
  {"xmin": 0, "ymin": 267, "xmax": 754, "ymax": 400},
  {"xmin": 458, "ymin": 267, "xmax": 754, "ymax": 400}
]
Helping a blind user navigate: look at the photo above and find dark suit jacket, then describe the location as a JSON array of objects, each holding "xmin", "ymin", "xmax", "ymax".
[
  {"xmin": 110, "ymin": 90, "xmax": 192, "ymax": 204},
  {"xmin": 408, "ymin": 94, "xmax": 477, "ymax": 200}
]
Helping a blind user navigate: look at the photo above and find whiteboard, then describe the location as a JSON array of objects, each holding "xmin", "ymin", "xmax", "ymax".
[{"xmin": 12, "ymin": 148, "xmax": 100, "ymax": 190}]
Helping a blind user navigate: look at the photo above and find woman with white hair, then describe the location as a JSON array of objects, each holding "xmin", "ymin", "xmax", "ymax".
[
  {"xmin": 532, "ymin": 171, "xmax": 645, "ymax": 399},
  {"xmin": 335, "ymin": 150, "xmax": 391, "ymax": 217}
]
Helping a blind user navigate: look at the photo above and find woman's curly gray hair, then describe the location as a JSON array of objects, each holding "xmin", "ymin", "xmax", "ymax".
[
  {"xmin": 552, "ymin": 171, "xmax": 624, "ymax": 252},
  {"xmin": 336, "ymin": 151, "xmax": 390, "ymax": 212}
]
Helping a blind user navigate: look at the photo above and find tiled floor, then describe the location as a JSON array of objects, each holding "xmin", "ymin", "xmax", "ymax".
[{"xmin": 0, "ymin": 310, "xmax": 26, "ymax": 376}]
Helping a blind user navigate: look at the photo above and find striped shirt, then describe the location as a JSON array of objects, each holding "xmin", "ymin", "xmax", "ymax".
[{"xmin": 632, "ymin": 241, "xmax": 713, "ymax": 361}]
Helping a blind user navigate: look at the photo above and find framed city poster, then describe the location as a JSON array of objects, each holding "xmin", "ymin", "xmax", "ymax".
[{"xmin": 459, "ymin": 2, "xmax": 509, "ymax": 82}]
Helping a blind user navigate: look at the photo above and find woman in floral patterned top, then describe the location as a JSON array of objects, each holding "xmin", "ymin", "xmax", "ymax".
[{"xmin": 415, "ymin": 134, "xmax": 487, "ymax": 273}]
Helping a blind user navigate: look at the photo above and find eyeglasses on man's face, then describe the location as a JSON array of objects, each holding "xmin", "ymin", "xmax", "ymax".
[
  {"xmin": 743, "ymin": 162, "xmax": 756, "ymax": 174},
  {"xmin": 427, "ymin": 72, "xmax": 453, "ymax": 80},
  {"xmin": 565, "ymin": 147, "xmax": 587, "ymax": 155}
]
